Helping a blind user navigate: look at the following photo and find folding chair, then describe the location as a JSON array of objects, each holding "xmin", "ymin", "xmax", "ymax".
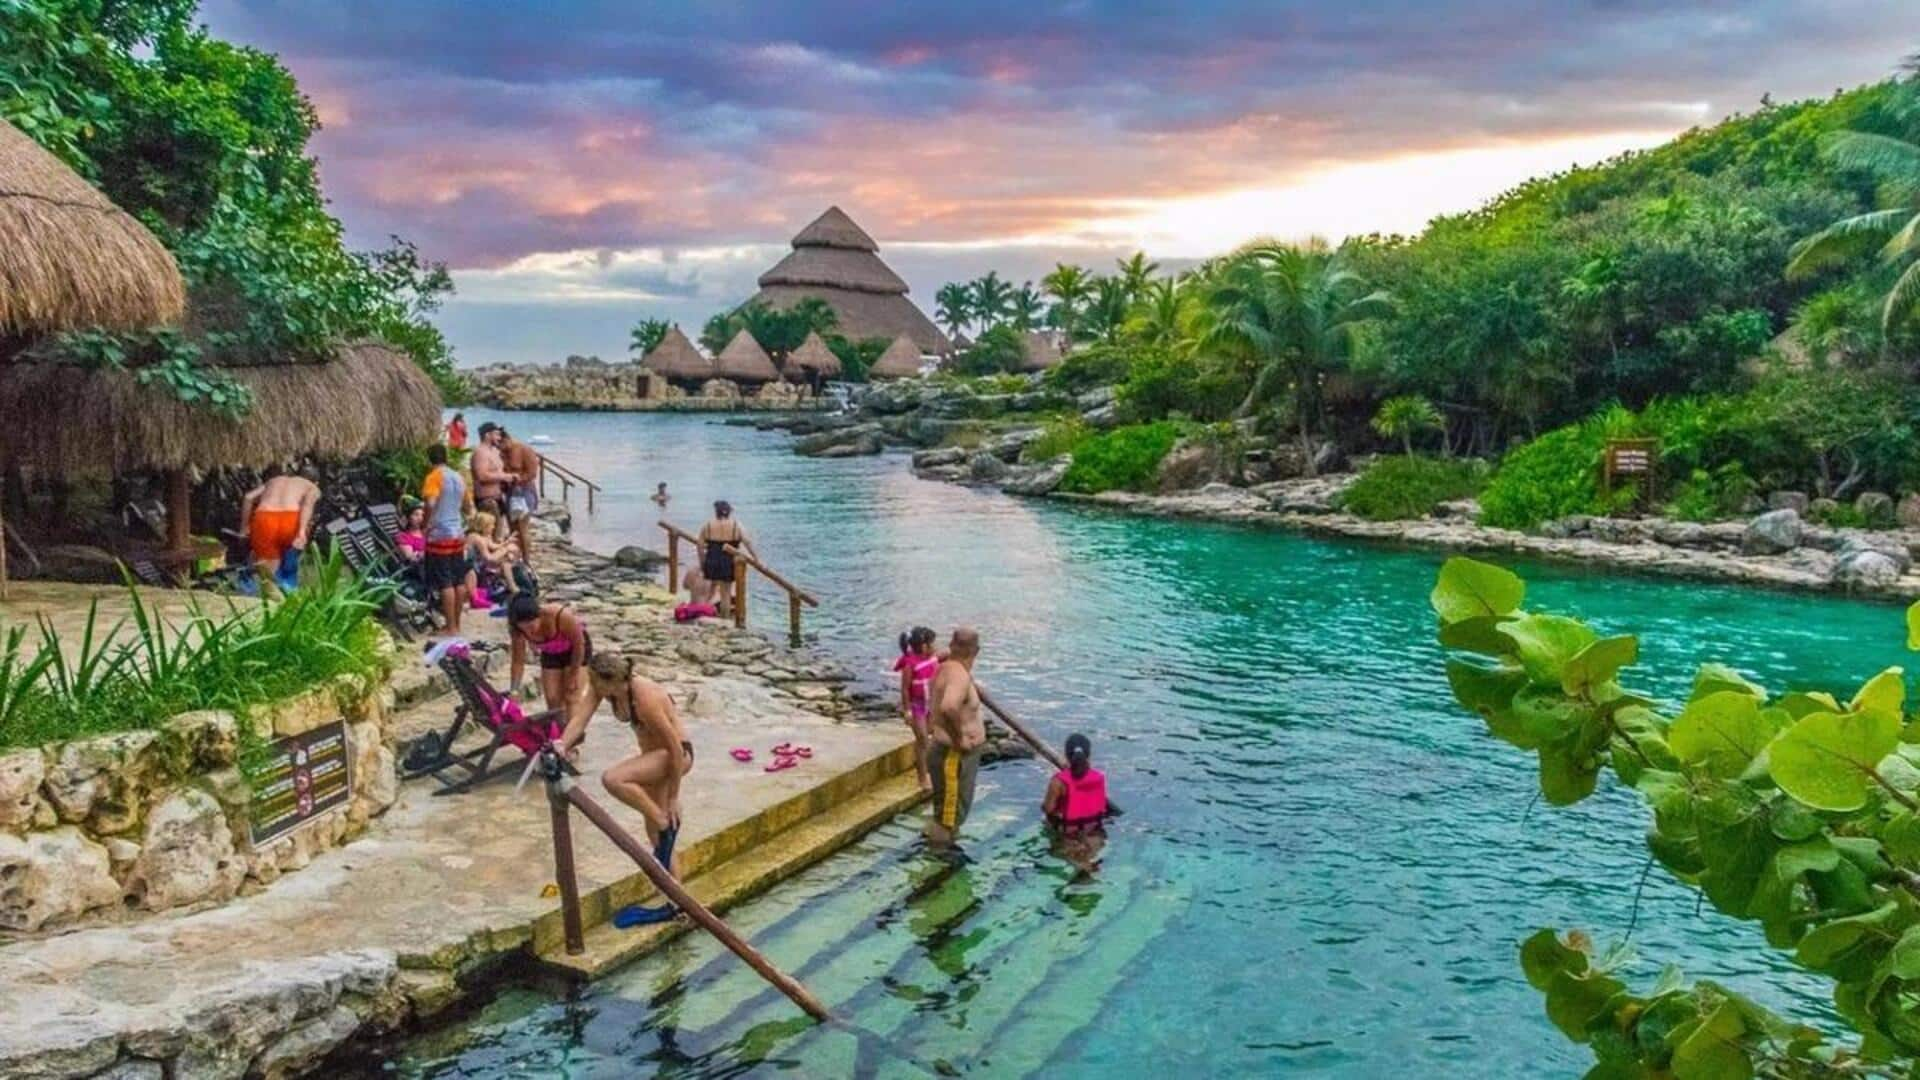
[{"xmin": 399, "ymin": 641, "xmax": 576, "ymax": 794}]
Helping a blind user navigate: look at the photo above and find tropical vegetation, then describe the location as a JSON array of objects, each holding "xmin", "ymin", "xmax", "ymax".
[
  {"xmin": 0, "ymin": 0, "xmax": 468, "ymax": 406},
  {"xmin": 1433, "ymin": 555, "xmax": 1920, "ymax": 1078}
]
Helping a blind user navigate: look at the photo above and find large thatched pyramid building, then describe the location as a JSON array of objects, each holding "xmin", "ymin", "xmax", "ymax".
[{"xmin": 748, "ymin": 207, "xmax": 949, "ymax": 355}]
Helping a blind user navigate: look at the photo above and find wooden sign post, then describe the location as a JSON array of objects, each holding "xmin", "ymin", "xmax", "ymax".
[{"xmin": 1601, "ymin": 438, "xmax": 1659, "ymax": 513}]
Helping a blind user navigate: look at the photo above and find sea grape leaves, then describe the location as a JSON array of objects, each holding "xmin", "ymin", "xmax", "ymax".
[
  {"xmin": 1689, "ymin": 663, "xmax": 1766, "ymax": 704},
  {"xmin": 1668, "ymin": 692, "xmax": 1780, "ymax": 780},
  {"xmin": 1669, "ymin": 1003, "xmax": 1753, "ymax": 1080},
  {"xmin": 1796, "ymin": 902, "xmax": 1897, "ymax": 971},
  {"xmin": 1499, "ymin": 614, "xmax": 1600, "ymax": 687},
  {"xmin": 1768, "ymin": 709, "xmax": 1902, "ymax": 812},
  {"xmin": 1563, "ymin": 635, "xmax": 1639, "ymax": 697},
  {"xmin": 1908, "ymin": 600, "xmax": 1920, "ymax": 651},
  {"xmin": 1430, "ymin": 557, "xmax": 1524, "ymax": 623},
  {"xmin": 1437, "ymin": 614, "xmax": 1518, "ymax": 656},
  {"xmin": 1445, "ymin": 660, "xmax": 1532, "ymax": 746},
  {"xmin": 1850, "ymin": 666, "xmax": 1906, "ymax": 720}
]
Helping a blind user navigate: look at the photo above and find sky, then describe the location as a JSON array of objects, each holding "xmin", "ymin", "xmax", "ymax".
[{"xmin": 198, "ymin": 1, "xmax": 1920, "ymax": 367}]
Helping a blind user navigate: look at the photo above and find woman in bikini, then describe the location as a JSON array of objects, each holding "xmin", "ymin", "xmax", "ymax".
[
  {"xmin": 697, "ymin": 501, "xmax": 755, "ymax": 616},
  {"xmin": 507, "ymin": 593, "xmax": 591, "ymax": 713},
  {"xmin": 558, "ymin": 652, "xmax": 694, "ymax": 926}
]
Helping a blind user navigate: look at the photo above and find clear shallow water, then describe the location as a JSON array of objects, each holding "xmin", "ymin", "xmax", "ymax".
[{"xmin": 404, "ymin": 410, "xmax": 1912, "ymax": 1077}]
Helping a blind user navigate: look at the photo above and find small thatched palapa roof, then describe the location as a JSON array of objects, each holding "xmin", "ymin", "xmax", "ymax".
[
  {"xmin": 641, "ymin": 325, "xmax": 714, "ymax": 383},
  {"xmin": 868, "ymin": 335, "xmax": 926, "ymax": 380},
  {"xmin": 0, "ymin": 341, "xmax": 440, "ymax": 474},
  {"xmin": 1018, "ymin": 330, "xmax": 1066, "ymax": 373},
  {"xmin": 784, "ymin": 331, "xmax": 843, "ymax": 379},
  {"xmin": 714, "ymin": 329, "xmax": 781, "ymax": 384},
  {"xmin": 0, "ymin": 118, "xmax": 185, "ymax": 340},
  {"xmin": 748, "ymin": 207, "xmax": 949, "ymax": 354}
]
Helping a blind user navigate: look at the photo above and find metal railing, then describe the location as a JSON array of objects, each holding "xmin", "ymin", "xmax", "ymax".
[
  {"xmin": 659, "ymin": 520, "xmax": 820, "ymax": 645},
  {"xmin": 537, "ymin": 456, "xmax": 601, "ymax": 513}
]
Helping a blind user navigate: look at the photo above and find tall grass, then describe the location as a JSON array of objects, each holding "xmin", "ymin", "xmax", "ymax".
[{"xmin": 0, "ymin": 549, "xmax": 389, "ymax": 751}]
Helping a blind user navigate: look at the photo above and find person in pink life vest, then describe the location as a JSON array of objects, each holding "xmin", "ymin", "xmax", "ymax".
[{"xmin": 1043, "ymin": 733, "xmax": 1109, "ymax": 875}]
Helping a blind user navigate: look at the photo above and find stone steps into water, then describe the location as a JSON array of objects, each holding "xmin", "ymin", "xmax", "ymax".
[
  {"xmin": 966, "ymin": 873, "xmax": 1190, "ymax": 1076},
  {"xmin": 659, "ymin": 806, "xmax": 1030, "ymax": 1037}
]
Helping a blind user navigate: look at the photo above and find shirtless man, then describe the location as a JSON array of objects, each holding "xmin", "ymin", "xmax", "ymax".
[
  {"xmin": 927, "ymin": 627, "xmax": 987, "ymax": 848},
  {"xmin": 558, "ymin": 652, "xmax": 694, "ymax": 876},
  {"xmin": 237, "ymin": 465, "xmax": 320, "ymax": 596},
  {"xmin": 499, "ymin": 428, "xmax": 542, "ymax": 565},
  {"xmin": 469, "ymin": 423, "xmax": 515, "ymax": 541}
]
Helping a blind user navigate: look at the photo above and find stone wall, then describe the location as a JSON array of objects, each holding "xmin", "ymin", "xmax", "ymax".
[
  {"xmin": 0, "ymin": 660, "xmax": 401, "ymax": 933},
  {"xmin": 467, "ymin": 360, "xmax": 826, "ymax": 412}
]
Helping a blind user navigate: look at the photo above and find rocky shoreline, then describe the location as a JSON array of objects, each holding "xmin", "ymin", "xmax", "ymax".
[{"xmin": 746, "ymin": 377, "xmax": 1920, "ymax": 603}]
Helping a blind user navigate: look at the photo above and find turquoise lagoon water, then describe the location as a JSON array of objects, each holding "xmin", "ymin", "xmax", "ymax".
[{"xmin": 395, "ymin": 410, "xmax": 1911, "ymax": 1077}]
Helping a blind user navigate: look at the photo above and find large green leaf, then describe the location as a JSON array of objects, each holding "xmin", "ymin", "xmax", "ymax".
[
  {"xmin": 1521, "ymin": 928, "xmax": 1588, "ymax": 990},
  {"xmin": 1431, "ymin": 557, "xmax": 1524, "ymax": 623},
  {"xmin": 1669, "ymin": 1003, "xmax": 1752, "ymax": 1080},
  {"xmin": 1499, "ymin": 614, "xmax": 1600, "ymax": 687},
  {"xmin": 1544, "ymin": 967, "xmax": 1627, "ymax": 1043},
  {"xmin": 1768, "ymin": 709, "xmax": 1902, "ymax": 812},
  {"xmin": 1446, "ymin": 660, "xmax": 1532, "ymax": 746},
  {"xmin": 1437, "ymin": 614, "xmax": 1518, "ymax": 656},
  {"xmin": 1541, "ymin": 739, "xmax": 1601, "ymax": 805},
  {"xmin": 1850, "ymin": 666, "xmax": 1906, "ymax": 720},
  {"xmin": 1689, "ymin": 663, "xmax": 1766, "ymax": 704},
  {"xmin": 1563, "ymin": 635, "xmax": 1639, "ymax": 697},
  {"xmin": 1668, "ymin": 692, "xmax": 1780, "ymax": 780},
  {"xmin": 1907, "ymin": 600, "xmax": 1920, "ymax": 651},
  {"xmin": 1797, "ymin": 902, "xmax": 1897, "ymax": 969}
]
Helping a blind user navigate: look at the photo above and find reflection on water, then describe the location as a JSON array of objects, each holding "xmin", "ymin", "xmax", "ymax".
[{"xmin": 400, "ymin": 410, "xmax": 1911, "ymax": 1077}]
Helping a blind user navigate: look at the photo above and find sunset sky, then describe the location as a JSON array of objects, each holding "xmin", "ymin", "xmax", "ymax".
[{"xmin": 199, "ymin": 1, "xmax": 1920, "ymax": 366}]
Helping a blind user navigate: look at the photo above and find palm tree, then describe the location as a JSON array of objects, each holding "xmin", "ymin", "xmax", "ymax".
[
  {"xmin": 1129, "ymin": 277, "xmax": 1186, "ymax": 347},
  {"xmin": 1196, "ymin": 241, "xmax": 1393, "ymax": 475},
  {"xmin": 970, "ymin": 271, "xmax": 1014, "ymax": 330},
  {"xmin": 1041, "ymin": 263, "xmax": 1092, "ymax": 341},
  {"xmin": 1788, "ymin": 130, "xmax": 1920, "ymax": 337},
  {"xmin": 1116, "ymin": 251, "xmax": 1160, "ymax": 302},
  {"xmin": 935, "ymin": 282, "xmax": 973, "ymax": 341},
  {"xmin": 629, "ymin": 317, "xmax": 670, "ymax": 356},
  {"xmin": 1009, "ymin": 282, "xmax": 1045, "ymax": 332},
  {"xmin": 1372, "ymin": 395, "xmax": 1444, "ymax": 457},
  {"xmin": 1084, "ymin": 277, "xmax": 1132, "ymax": 344}
]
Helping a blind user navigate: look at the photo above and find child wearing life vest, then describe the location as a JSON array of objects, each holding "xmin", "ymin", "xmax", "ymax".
[
  {"xmin": 1043, "ymin": 733, "xmax": 1108, "ymax": 833},
  {"xmin": 893, "ymin": 627, "xmax": 940, "ymax": 792}
]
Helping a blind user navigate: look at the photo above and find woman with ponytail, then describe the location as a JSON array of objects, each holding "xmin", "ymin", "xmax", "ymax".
[
  {"xmin": 892, "ymin": 627, "xmax": 939, "ymax": 792},
  {"xmin": 1043, "ymin": 733, "xmax": 1108, "ymax": 831}
]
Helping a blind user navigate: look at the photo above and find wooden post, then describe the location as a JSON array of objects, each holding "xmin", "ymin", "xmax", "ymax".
[
  {"xmin": 548, "ymin": 784, "xmax": 585, "ymax": 956},
  {"xmin": 733, "ymin": 558, "xmax": 748, "ymax": 628},
  {"xmin": 664, "ymin": 531, "xmax": 679, "ymax": 595},
  {"xmin": 587, "ymin": 482, "xmax": 595, "ymax": 513},
  {"xmin": 788, "ymin": 591, "xmax": 802, "ymax": 647},
  {"xmin": 165, "ymin": 469, "xmax": 192, "ymax": 554},
  {"xmin": 559, "ymin": 777, "xmax": 832, "ymax": 1021}
]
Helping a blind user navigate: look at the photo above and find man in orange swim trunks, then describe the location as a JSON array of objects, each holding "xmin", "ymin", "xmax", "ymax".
[{"xmin": 238, "ymin": 466, "xmax": 320, "ymax": 596}]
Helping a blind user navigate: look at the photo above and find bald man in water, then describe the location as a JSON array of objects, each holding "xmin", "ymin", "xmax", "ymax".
[{"xmin": 927, "ymin": 627, "xmax": 987, "ymax": 848}]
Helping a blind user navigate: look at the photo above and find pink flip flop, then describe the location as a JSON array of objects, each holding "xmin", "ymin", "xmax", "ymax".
[
  {"xmin": 791, "ymin": 746, "xmax": 813, "ymax": 759},
  {"xmin": 764, "ymin": 756, "xmax": 797, "ymax": 773},
  {"xmin": 729, "ymin": 748, "xmax": 753, "ymax": 763},
  {"xmin": 771, "ymin": 742, "xmax": 795, "ymax": 757}
]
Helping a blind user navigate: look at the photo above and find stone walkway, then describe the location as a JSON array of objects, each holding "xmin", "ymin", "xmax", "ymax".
[{"xmin": 0, "ymin": 530, "xmax": 914, "ymax": 1079}]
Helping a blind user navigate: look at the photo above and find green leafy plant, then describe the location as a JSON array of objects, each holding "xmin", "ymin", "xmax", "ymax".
[
  {"xmin": 953, "ymin": 325, "xmax": 1027, "ymax": 377},
  {"xmin": 1371, "ymin": 395, "xmax": 1445, "ymax": 456},
  {"xmin": 1022, "ymin": 416, "xmax": 1092, "ymax": 463},
  {"xmin": 1337, "ymin": 456, "xmax": 1485, "ymax": 521},
  {"xmin": 1433, "ymin": 555, "xmax": 1920, "ymax": 1077},
  {"xmin": 1663, "ymin": 463, "xmax": 1757, "ymax": 522},
  {"xmin": 1058, "ymin": 421, "xmax": 1184, "ymax": 494}
]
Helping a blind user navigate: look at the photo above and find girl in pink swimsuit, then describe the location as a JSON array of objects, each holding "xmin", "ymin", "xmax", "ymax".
[{"xmin": 893, "ymin": 627, "xmax": 939, "ymax": 792}]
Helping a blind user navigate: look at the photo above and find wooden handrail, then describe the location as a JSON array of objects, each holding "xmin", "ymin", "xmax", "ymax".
[
  {"xmin": 659, "ymin": 520, "xmax": 817, "ymax": 644},
  {"xmin": 536, "ymin": 455, "xmax": 601, "ymax": 513}
]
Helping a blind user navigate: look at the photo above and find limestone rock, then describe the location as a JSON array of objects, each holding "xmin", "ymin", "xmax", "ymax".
[
  {"xmin": 1652, "ymin": 521, "xmax": 1710, "ymax": 548},
  {"xmin": 1901, "ymin": 493, "xmax": 1920, "ymax": 528},
  {"xmin": 127, "ymin": 787, "xmax": 244, "ymax": 911},
  {"xmin": 1856, "ymin": 491, "xmax": 1895, "ymax": 528},
  {"xmin": 1742, "ymin": 509, "xmax": 1803, "ymax": 555},
  {"xmin": 1839, "ymin": 533, "xmax": 1913, "ymax": 573},
  {"xmin": 611, "ymin": 545, "xmax": 666, "ymax": 570},
  {"xmin": 44, "ymin": 730, "xmax": 164, "ymax": 835},
  {"xmin": 983, "ymin": 428, "xmax": 1041, "ymax": 462},
  {"xmin": 164, "ymin": 710, "xmax": 239, "ymax": 771},
  {"xmin": 911, "ymin": 446, "xmax": 966, "ymax": 469},
  {"xmin": 968, "ymin": 452, "xmax": 1011, "ymax": 484},
  {"xmin": 814, "ymin": 434, "xmax": 882, "ymax": 458},
  {"xmin": 348, "ymin": 721, "xmax": 399, "ymax": 819},
  {"xmin": 93, "ymin": 1061, "xmax": 165, "ymax": 1080},
  {"xmin": 1767, "ymin": 491, "xmax": 1810, "ymax": 515},
  {"xmin": 1155, "ymin": 438, "xmax": 1231, "ymax": 493},
  {"xmin": 0, "ymin": 826, "xmax": 122, "ymax": 930},
  {"xmin": 1834, "ymin": 549, "xmax": 1903, "ymax": 590},
  {"xmin": 1432, "ymin": 499, "xmax": 1479, "ymax": 520},
  {"xmin": 1081, "ymin": 403, "xmax": 1120, "ymax": 430},
  {"xmin": 252, "ymin": 1005, "xmax": 361, "ymax": 1080},
  {"xmin": 0, "ymin": 748, "xmax": 50, "ymax": 831},
  {"xmin": 791, "ymin": 424, "xmax": 879, "ymax": 456},
  {"xmin": 697, "ymin": 378, "xmax": 743, "ymax": 400},
  {"xmin": 1002, "ymin": 459, "xmax": 1070, "ymax": 496},
  {"xmin": 1809, "ymin": 497, "xmax": 1839, "ymax": 521}
]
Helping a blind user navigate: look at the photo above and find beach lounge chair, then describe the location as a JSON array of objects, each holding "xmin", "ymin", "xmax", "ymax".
[
  {"xmin": 400, "ymin": 640, "xmax": 574, "ymax": 794},
  {"xmin": 324, "ymin": 518, "xmax": 434, "ymax": 637},
  {"xmin": 364, "ymin": 502, "xmax": 405, "ymax": 552}
]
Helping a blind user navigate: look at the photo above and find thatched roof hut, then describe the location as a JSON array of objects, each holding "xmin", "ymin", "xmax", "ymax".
[
  {"xmin": 784, "ymin": 331, "xmax": 843, "ymax": 380},
  {"xmin": 868, "ymin": 335, "xmax": 927, "ymax": 380},
  {"xmin": 714, "ymin": 329, "xmax": 780, "ymax": 384},
  {"xmin": 0, "ymin": 341, "xmax": 440, "ymax": 474},
  {"xmin": 1018, "ymin": 330, "xmax": 1066, "ymax": 373},
  {"xmin": 641, "ymin": 325, "xmax": 714, "ymax": 385},
  {"xmin": 748, "ymin": 207, "xmax": 950, "ymax": 354},
  {"xmin": 0, "ymin": 118, "xmax": 185, "ymax": 340}
]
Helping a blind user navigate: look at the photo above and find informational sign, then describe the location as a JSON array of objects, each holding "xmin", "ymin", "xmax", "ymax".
[
  {"xmin": 1601, "ymin": 438, "xmax": 1659, "ymax": 509},
  {"xmin": 247, "ymin": 720, "xmax": 352, "ymax": 846}
]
